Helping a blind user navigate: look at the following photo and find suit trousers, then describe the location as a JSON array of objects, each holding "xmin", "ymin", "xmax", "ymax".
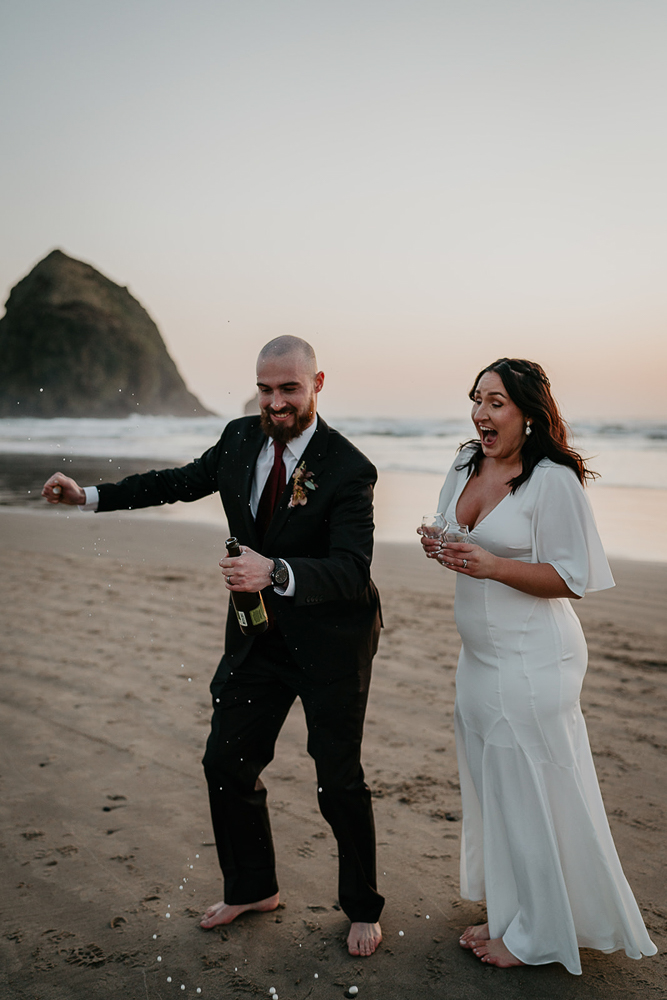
[{"xmin": 202, "ymin": 629, "xmax": 384, "ymax": 924}]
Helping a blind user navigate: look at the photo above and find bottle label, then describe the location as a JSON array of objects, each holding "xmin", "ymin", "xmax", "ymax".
[
  {"xmin": 249, "ymin": 604, "xmax": 268, "ymax": 626},
  {"xmin": 237, "ymin": 611, "xmax": 248, "ymax": 627}
]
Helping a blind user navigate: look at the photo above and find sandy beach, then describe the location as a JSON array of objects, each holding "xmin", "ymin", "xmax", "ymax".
[{"xmin": 1, "ymin": 506, "xmax": 665, "ymax": 999}]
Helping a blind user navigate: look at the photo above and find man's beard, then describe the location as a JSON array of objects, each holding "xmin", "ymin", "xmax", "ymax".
[{"xmin": 259, "ymin": 399, "xmax": 315, "ymax": 444}]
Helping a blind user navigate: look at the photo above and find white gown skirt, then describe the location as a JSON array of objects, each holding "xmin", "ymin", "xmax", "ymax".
[{"xmin": 454, "ymin": 575, "xmax": 657, "ymax": 975}]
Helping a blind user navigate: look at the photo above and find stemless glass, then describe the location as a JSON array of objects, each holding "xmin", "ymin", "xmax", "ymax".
[
  {"xmin": 444, "ymin": 521, "xmax": 470, "ymax": 544},
  {"xmin": 420, "ymin": 512, "xmax": 447, "ymax": 550}
]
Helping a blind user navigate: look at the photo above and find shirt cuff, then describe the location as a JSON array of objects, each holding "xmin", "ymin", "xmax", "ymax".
[
  {"xmin": 78, "ymin": 486, "xmax": 100, "ymax": 512},
  {"xmin": 273, "ymin": 560, "xmax": 295, "ymax": 598}
]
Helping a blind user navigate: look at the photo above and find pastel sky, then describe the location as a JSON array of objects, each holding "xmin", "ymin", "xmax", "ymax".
[{"xmin": 1, "ymin": 0, "xmax": 666, "ymax": 419}]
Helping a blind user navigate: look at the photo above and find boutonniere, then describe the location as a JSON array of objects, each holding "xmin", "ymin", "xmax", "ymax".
[{"xmin": 288, "ymin": 461, "xmax": 318, "ymax": 508}]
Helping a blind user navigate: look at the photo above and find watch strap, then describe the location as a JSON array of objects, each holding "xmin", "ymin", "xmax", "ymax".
[{"xmin": 270, "ymin": 558, "xmax": 289, "ymax": 587}]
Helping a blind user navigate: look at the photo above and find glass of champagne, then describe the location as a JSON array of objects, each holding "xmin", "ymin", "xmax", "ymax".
[
  {"xmin": 420, "ymin": 512, "xmax": 447, "ymax": 551},
  {"xmin": 444, "ymin": 521, "xmax": 470, "ymax": 544}
]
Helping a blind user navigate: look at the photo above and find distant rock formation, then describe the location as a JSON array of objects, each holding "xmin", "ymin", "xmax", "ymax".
[{"xmin": 0, "ymin": 249, "xmax": 214, "ymax": 417}]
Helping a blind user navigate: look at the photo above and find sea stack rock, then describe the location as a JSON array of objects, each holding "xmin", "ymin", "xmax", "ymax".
[{"xmin": 0, "ymin": 249, "xmax": 213, "ymax": 417}]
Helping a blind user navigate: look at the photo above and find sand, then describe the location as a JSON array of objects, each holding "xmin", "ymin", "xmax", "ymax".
[{"xmin": 0, "ymin": 506, "xmax": 665, "ymax": 1000}]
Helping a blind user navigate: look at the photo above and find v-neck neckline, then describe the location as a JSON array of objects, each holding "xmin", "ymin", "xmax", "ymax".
[{"xmin": 455, "ymin": 466, "xmax": 512, "ymax": 534}]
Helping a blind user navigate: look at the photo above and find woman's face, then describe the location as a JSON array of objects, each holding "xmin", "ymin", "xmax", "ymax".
[{"xmin": 471, "ymin": 371, "xmax": 527, "ymax": 462}]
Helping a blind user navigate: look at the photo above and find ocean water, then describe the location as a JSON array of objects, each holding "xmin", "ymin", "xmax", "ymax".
[{"xmin": 1, "ymin": 415, "xmax": 666, "ymax": 560}]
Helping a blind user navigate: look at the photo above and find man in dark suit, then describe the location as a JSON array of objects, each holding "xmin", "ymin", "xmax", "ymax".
[{"xmin": 42, "ymin": 336, "xmax": 384, "ymax": 956}]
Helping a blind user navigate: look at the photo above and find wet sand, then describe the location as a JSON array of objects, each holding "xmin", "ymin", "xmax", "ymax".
[{"xmin": 0, "ymin": 507, "xmax": 665, "ymax": 999}]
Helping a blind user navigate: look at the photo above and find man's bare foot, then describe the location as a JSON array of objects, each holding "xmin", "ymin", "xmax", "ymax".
[
  {"xmin": 347, "ymin": 921, "xmax": 382, "ymax": 957},
  {"xmin": 459, "ymin": 922, "xmax": 489, "ymax": 949},
  {"xmin": 200, "ymin": 892, "xmax": 280, "ymax": 929},
  {"xmin": 472, "ymin": 937, "xmax": 525, "ymax": 967}
]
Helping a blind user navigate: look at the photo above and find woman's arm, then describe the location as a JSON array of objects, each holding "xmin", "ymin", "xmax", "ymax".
[{"xmin": 435, "ymin": 540, "xmax": 580, "ymax": 600}]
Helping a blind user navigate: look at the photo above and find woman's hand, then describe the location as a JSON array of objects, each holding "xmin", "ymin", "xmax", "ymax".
[
  {"xmin": 418, "ymin": 527, "xmax": 444, "ymax": 560},
  {"xmin": 437, "ymin": 541, "xmax": 579, "ymax": 598},
  {"xmin": 437, "ymin": 541, "xmax": 497, "ymax": 579},
  {"xmin": 418, "ymin": 530, "xmax": 498, "ymax": 579}
]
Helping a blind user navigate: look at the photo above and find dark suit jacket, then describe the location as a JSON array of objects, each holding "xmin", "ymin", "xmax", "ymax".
[{"xmin": 96, "ymin": 416, "xmax": 382, "ymax": 684}]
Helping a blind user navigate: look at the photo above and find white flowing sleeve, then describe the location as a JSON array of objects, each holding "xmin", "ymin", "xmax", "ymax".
[
  {"xmin": 436, "ymin": 449, "xmax": 471, "ymax": 515},
  {"xmin": 532, "ymin": 464, "xmax": 615, "ymax": 597}
]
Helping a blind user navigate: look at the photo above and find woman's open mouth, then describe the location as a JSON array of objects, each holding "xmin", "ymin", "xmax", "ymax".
[{"xmin": 479, "ymin": 425, "xmax": 498, "ymax": 446}]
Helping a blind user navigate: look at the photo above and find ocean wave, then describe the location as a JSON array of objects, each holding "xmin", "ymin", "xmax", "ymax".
[
  {"xmin": 1, "ymin": 415, "xmax": 666, "ymax": 489},
  {"xmin": 1, "ymin": 414, "xmax": 665, "ymax": 442}
]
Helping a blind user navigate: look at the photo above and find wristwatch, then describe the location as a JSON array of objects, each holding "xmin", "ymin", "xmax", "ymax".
[{"xmin": 270, "ymin": 558, "xmax": 289, "ymax": 588}]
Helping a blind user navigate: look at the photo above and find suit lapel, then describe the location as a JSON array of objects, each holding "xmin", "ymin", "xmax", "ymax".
[
  {"xmin": 240, "ymin": 422, "xmax": 267, "ymax": 548},
  {"xmin": 262, "ymin": 417, "xmax": 330, "ymax": 550}
]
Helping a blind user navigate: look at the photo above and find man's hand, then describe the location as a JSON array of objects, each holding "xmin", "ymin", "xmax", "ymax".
[
  {"xmin": 42, "ymin": 473, "xmax": 86, "ymax": 506},
  {"xmin": 219, "ymin": 546, "xmax": 274, "ymax": 592}
]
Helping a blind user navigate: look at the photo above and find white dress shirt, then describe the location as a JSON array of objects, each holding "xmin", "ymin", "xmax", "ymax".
[
  {"xmin": 249, "ymin": 417, "xmax": 318, "ymax": 515},
  {"xmin": 79, "ymin": 416, "xmax": 320, "ymax": 599}
]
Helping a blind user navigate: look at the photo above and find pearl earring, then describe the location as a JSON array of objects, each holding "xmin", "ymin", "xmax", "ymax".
[{"xmin": 525, "ymin": 422, "xmax": 532, "ymax": 436}]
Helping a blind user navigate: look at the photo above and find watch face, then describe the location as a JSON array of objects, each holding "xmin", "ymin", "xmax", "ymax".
[{"xmin": 272, "ymin": 561, "xmax": 289, "ymax": 586}]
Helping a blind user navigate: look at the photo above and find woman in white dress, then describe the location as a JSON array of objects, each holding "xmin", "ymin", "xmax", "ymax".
[{"xmin": 421, "ymin": 358, "xmax": 656, "ymax": 974}]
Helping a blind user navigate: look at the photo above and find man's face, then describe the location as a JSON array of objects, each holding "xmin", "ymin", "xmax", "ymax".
[{"xmin": 256, "ymin": 353, "xmax": 324, "ymax": 444}]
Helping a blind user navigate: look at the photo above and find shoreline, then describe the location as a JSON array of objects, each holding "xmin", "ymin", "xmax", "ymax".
[
  {"xmin": 3, "ymin": 504, "xmax": 667, "ymax": 577},
  {"xmin": 1, "ymin": 508, "xmax": 665, "ymax": 999},
  {"xmin": 1, "ymin": 447, "xmax": 667, "ymax": 561}
]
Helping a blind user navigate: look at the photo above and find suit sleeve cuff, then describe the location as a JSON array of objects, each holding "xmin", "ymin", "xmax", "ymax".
[
  {"xmin": 273, "ymin": 560, "xmax": 295, "ymax": 598},
  {"xmin": 78, "ymin": 486, "xmax": 100, "ymax": 511}
]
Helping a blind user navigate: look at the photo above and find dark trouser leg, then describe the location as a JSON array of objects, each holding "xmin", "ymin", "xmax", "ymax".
[
  {"xmin": 202, "ymin": 637, "xmax": 295, "ymax": 904},
  {"xmin": 300, "ymin": 664, "xmax": 385, "ymax": 924}
]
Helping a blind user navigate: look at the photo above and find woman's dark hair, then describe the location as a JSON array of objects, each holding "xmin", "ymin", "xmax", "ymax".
[{"xmin": 457, "ymin": 358, "xmax": 596, "ymax": 492}]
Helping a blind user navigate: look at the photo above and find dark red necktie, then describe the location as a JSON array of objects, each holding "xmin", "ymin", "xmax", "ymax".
[{"xmin": 255, "ymin": 440, "xmax": 286, "ymax": 539}]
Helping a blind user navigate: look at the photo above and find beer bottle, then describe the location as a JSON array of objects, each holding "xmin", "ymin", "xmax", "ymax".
[{"xmin": 225, "ymin": 537, "xmax": 269, "ymax": 635}]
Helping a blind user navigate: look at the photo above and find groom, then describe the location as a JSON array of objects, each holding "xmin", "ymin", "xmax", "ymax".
[{"xmin": 42, "ymin": 336, "xmax": 384, "ymax": 956}]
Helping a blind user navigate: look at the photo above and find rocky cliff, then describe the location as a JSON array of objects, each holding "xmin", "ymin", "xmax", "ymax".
[{"xmin": 0, "ymin": 250, "xmax": 213, "ymax": 417}]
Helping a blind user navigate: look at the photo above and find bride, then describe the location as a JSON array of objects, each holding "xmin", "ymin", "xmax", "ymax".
[{"xmin": 421, "ymin": 357, "xmax": 656, "ymax": 974}]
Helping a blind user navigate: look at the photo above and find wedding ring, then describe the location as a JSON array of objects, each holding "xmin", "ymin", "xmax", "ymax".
[
  {"xmin": 462, "ymin": 559, "xmax": 468, "ymax": 569},
  {"xmin": 227, "ymin": 575, "xmax": 232, "ymax": 584}
]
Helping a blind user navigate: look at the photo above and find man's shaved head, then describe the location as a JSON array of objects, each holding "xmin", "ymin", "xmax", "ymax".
[
  {"xmin": 257, "ymin": 336, "xmax": 317, "ymax": 376},
  {"xmin": 255, "ymin": 336, "xmax": 324, "ymax": 443}
]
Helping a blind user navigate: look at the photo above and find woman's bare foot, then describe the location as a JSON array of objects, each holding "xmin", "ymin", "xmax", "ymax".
[
  {"xmin": 472, "ymin": 937, "xmax": 525, "ymax": 967},
  {"xmin": 459, "ymin": 922, "xmax": 489, "ymax": 949},
  {"xmin": 200, "ymin": 892, "xmax": 280, "ymax": 929},
  {"xmin": 347, "ymin": 921, "xmax": 382, "ymax": 956}
]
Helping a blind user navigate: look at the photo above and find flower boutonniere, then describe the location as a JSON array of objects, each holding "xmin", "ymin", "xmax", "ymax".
[{"xmin": 288, "ymin": 461, "xmax": 318, "ymax": 508}]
